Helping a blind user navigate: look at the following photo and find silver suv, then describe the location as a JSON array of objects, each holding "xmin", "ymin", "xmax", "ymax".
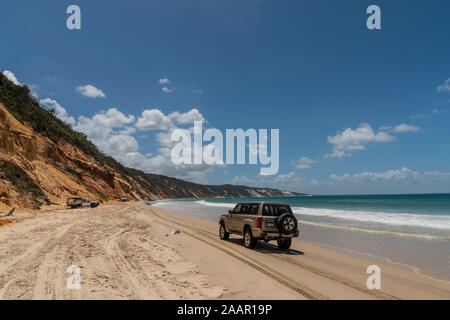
[{"xmin": 219, "ymin": 202, "xmax": 299, "ymax": 250}]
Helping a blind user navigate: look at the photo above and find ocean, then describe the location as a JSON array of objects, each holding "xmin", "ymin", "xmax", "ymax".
[{"xmin": 154, "ymin": 194, "xmax": 450, "ymax": 281}]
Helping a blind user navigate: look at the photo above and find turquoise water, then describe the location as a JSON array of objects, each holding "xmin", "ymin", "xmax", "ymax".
[
  {"xmin": 156, "ymin": 194, "xmax": 450, "ymax": 240},
  {"xmin": 183, "ymin": 194, "xmax": 450, "ymax": 215},
  {"xmin": 154, "ymin": 194, "xmax": 450, "ymax": 280}
]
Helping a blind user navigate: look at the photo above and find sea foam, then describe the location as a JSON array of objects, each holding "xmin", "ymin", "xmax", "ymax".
[{"xmin": 194, "ymin": 200, "xmax": 450, "ymax": 231}]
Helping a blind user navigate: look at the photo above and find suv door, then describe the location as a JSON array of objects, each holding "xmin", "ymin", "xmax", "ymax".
[
  {"xmin": 232, "ymin": 203, "xmax": 259, "ymax": 234},
  {"xmin": 231, "ymin": 203, "xmax": 248, "ymax": 232},
  {"xmin": 229, "ymin": 204, "xmax": 241, "ymax": 232}
]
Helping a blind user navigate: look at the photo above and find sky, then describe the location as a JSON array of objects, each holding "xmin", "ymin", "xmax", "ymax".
[{"xmin": 1, "ymin": 0, "xmax": 450, "ymax": 194}]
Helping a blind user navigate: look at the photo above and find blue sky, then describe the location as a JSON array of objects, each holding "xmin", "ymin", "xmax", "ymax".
[{"xmin": 1, "ymin": 0, "xmax": 449, "ymax": 194}]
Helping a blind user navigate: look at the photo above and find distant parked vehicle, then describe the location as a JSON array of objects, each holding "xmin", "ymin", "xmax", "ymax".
[
  {"xmin": 66, "ymin": 197, "xmax": 99, "ymax": 209},
  {"xmin": 118, "ymin": 198, "xmax": 130, "ymax": 202}
]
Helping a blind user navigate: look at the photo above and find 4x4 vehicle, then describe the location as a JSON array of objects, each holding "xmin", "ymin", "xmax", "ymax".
[
  {"xmin": 66, "ymin": 197, "xmax": 99, "ymax": 209},
  {"xmin": 218, "ymin": 202, "xmax": 299, "ymax": 250}
]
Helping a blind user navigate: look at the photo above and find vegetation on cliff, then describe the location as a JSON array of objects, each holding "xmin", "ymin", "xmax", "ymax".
[{"xmin": 0, "ymin": 160, "xmax": 49, "ymax": 208}]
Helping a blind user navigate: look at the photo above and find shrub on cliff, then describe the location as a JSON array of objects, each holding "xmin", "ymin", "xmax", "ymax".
[{"xmin": 0, "ymin": 160, "xmax": 49, "ymax": 208}]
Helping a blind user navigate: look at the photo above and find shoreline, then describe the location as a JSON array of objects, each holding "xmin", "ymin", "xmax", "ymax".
[
  {"xmin": 152, "ymin": 204, "xmax": 450, "ymax": 299},
  {"xmin": 157, "ymin": 202, "xmax": 450, "ymax": 285},
  {"xmin": 0, "ymin": 201, "xmax": 449, "ymax": 299},
  {"xmin": 154, "ymin": 197, "xmax": 450, "ymax": 282}
]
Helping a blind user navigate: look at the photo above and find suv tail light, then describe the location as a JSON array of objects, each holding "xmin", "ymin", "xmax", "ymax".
[{"xmin": 256, "ymin": 217, "xmax": 262, "ymax": 228}]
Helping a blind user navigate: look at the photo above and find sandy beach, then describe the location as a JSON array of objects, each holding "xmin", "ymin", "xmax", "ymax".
[{"xmin": 0, "ymin": 201, "xmax": 449, "ymax": 300}]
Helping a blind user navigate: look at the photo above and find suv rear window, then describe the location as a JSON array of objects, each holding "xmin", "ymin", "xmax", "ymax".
[{"xmin": 262, "ymin": 205, "xmax": 292, "ymax": 216}]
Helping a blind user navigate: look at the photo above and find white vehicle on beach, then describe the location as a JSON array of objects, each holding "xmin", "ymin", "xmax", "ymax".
[
  {"xmin": 66, "ymin": 197, "xmax": 99, "ymax": 209},
  {"xmin": 219, "ymin": 202, "xmax": 299, "ymax": 250}
]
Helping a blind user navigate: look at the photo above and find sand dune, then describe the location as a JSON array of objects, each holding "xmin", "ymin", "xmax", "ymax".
[{"xmin": 0, "ymin": 201, "xmax": 448, "ymax": 300}]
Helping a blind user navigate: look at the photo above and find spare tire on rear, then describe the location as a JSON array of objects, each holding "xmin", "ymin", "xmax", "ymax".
[{"xmin": 276, "ymin": 213, "xmax": 297, "ymax": 235}]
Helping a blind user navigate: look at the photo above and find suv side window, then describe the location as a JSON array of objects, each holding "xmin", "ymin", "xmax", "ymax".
[
  {"xmin": 250, "ymin": 204, "xmax": 259, "ymax": 215},
  {"xmin": 240, "ymin": 204, "xmax": 250, "ymax": 214},
  {"xmin": 232, "ymin": 204, "xmax": 242, "ymax": 214}
]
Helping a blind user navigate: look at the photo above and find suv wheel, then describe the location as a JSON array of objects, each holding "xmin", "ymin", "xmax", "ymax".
[
  {"xmin": 219, "ymin": 224, "xmax": 230, "ymax": 240},
  {"xmin": 277, "ymin": 238, "xmax": 292, "ymax": 250},
  {"xmin": 277, "ymin": 213, "xmax": 298, "ymax": 235},
  {"xmin": 243, "ymin": 228, "xmax": 256, "ymax": 249}
]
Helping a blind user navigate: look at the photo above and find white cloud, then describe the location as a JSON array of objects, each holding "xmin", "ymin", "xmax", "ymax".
[
  {"xmin": 410, "ymin": 108, "xmax": 447, "ymax": 119},
  {"xmin": 3, "ymin": 70, "xmax": 21, "ymax": 85},
  {"xmin": 291, "ymin": 157, "xmax": 317, "ymax": 170},
  {"xmin": 392, "ymin": 124, "xmax": 420, "ymax": 133},
  {"xmin": 119, "ymin": 126, "xmax": 137, "ymax": 135},
  {"xmin": 159, "ymin": 78, "xmax": 171, "ymax": 85},
  {"xmin": 232, "ymin": 168, "xmax": 450, "ymax": 195},
  {"xmin": 273, "ymin": 172, "xmax": 304, "ymax": 185},
  {"xmin": 104, "ymin": 134, "xmax": 139, "ymax": 154},
  {"xmin": 76, "ymin": 85, "xmax": 106, "ymax": 98},
  {"xmin": 161, "ymin": 86, "xmax": 175, "ymax": 93},
  {"xmin": 423, "ymin": 170, "xmax": 450, "ymax": 180},
  {"xmin": 158, "ymin": 78, "xmax": 175, "ymax": 93},
  {"xmin": 410, "ymin": 113, "xmax": 428, "ymax": 119},
  {"xmin": 136, "ymin": 108, "xmax": 206, "ymax": 131},
  {"xmin": 39, "ymin": 98, "xmax": 76, "ymax": 126},
  {"xmin": 136, "ymin": 109, "xmax": 172, "ymax": 131},
  {"xmin": 330, "ymin": 167, "xmax": 420, "ymax": 182},
  {"xmin": 169, "ymin": 108, "xmax": 205, "ymax": 124},
  {"xmin": 327, "ymin": 168, "xmax": 450, "ymax": 192},
  {"xmin": 231, "ymin": 175, "xmax": 257, "ymax": 186},
  {"xmin": 232, "ymin": 172, "xmax": 307, "ymax": 191},
  {"xmin": 116, "ymin": 122, "xmax": 214, "ymax": 182},
  {"xmin": 71, "ymin": 106, "xmax": 212, "ymax": 182},
  {"xmin": 74, "ymin": 108, "xmax": 135, "ymax": 144},
  {"xmin": 437, "ymin": 78, "xmax": 450, "ymax": 93},
  {"xmin": 77, "ymin": 108, "xmax": 134, "ymax": 130},
  {"xmin": 322, "ymin": 168, "xmax": 450, "ymax": 195},
  {"xmin": 326, "ymin": 123, "xmax": 396, "ymax": 159},
  {"xmin": 74, "ymin": 109, "xmax": 140, "ymax": 157}
]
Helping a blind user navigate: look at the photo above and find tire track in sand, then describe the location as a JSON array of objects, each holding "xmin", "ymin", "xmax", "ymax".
[
  {"xmin": 104, "ymin": 229, "xmax": 159, "ymax": 299},
  {"xmin": 149, "ymin": 209, "xmax": 327, "ymax": 300},
  {"xmin": 0, "ymin": 223, "xmax": 76, "ymax": 299},
  {"xmin": 149, "ymin": 207, "xmax": 401, "ymax": 300}
]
